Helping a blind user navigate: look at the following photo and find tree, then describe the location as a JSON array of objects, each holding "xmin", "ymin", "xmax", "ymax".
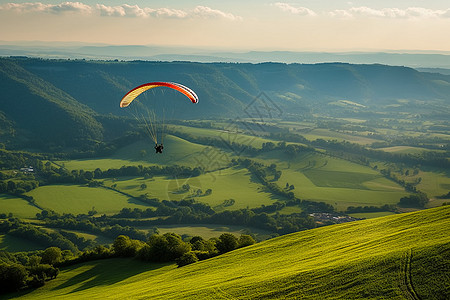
[
  {"xmin": 140, "ymin": 183, "xmax": 147, "ymax": 190},
  {"xmin": 41, "ymin": 247, "xmax": 62, "ymax": 265},
  {"xmin": 113, "ymin": 235, "xmax": 143, "ymax": 257},
  {"xmin": 0, "ymin": 263, "xmax": 27, "ymax": 293},
  {"xmin": 216, "ymin": 233, "xmax": 238, "ymax": 253},
  {"xmin": 176, "ymin": 252, "xmax": 198, "ymax": 267},
  {"xmin": 238, "ymin": 234, "xmax": 256, "ymax": 248}
]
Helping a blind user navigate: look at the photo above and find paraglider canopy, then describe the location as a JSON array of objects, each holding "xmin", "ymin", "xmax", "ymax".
[
  {"xmin": 120, "ymin": 82, "xmax": 199, "ymax": 108},
  {"xmin": 119, "ymin": 81, "xmax": 198, "ymax": 146}
]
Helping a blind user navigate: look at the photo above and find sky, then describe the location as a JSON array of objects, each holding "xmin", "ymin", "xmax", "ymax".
[{"xmin": 1, "ymin": 0, "xmax": 450, "ymax": 52}]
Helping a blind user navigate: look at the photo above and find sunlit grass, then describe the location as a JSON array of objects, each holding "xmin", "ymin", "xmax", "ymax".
[{"xmin": 9, "ymin": 206, "xmax": 449, "ymax": 299}]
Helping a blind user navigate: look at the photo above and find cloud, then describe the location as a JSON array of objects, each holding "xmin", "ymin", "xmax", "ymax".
[
  {"xmin": 330, "ymin": 6, "xmax": 450, "ymax": 19},
  {"xmin": 0, "ymin": 2, "xmax": 240, "ymax": 20},
  {"xmin": 272, "ymin": 2, "xmax": 317, "ymax": 16},
  {"xmin": 192, "ymin": 6, "xmax": 242, "ymax": 21},
  {"xmin": 0, "ymin": 2, "xmax": 92, "ymax": 14}
]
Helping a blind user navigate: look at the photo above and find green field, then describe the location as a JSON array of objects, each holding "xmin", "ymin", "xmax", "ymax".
[
  {"xmin": 8, "ymin": 206, "xmax": 449, "ymax": 299},
  {"xmin": 103, "ymin": 166, "xmax": 278, "ymax": 210},
  {"xmin": 256, "ymin": 151, "xmax": 409, "ymax": 211},
  {"xmin": 26, "ymin": 185, "xmax": 151, "ymax": 215},
  {"xmin": 298, "ymin": 128, "xmax": 379, "ymax": 145},
  {"xmin": 0, "ymin": 195, "xmax": 41, "ymax": 218},
  {"xmin": 379, "ymin": 146, "xmax": 444, "ymax": 154}
]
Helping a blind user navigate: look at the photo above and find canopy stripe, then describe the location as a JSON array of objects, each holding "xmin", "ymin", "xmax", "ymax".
[{"xmin": 120, "ymin": 82, "xmax": 199, "ymax": 108}]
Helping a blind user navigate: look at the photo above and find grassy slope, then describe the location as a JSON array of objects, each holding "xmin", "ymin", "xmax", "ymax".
[
  {"xmin": 9, "ymin": 206, "xmax": 449, "ymax": 299},
  {"xmin": 58, "ymin": 135, "xmax": 211, "ymax": 170}
]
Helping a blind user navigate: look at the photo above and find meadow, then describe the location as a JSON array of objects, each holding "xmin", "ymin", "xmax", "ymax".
[
  {"xmin": 255, "ymin": 150, "xmax": 409, "ymax": 211},
  {"xmin": 0, "ymin": 194, "xmax": 41, "ymax": 218},
  {"xmin": 26, "ymin": 185, "xmax": 151, "ymax": 215},
  {"xmin": 7, "ymin": 206, "xmax": 449, "ymax": 299},
  {"xmin": 103, "ymin": 166, "xmax": 278, "ymax": 210}
]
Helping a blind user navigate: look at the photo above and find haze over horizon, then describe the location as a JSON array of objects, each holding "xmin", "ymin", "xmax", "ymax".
[{"xmin": 1, "ymin": 0, "xmax": 450, "ymax": 53}]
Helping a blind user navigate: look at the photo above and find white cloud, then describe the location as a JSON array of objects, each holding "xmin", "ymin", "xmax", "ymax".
[
  {"xmin": 272, "ymin": 2, "xmax": 317, "ymax": 17},
  {"xmin": 0, "ymin": 2, "xmax": 240, "ymax": 20},
  {"xmin": 192, "ymin": 6, "xmax": 242, "ymax": 21},
  {"xmin": 0, "ymin": 2, "xmax": 92, "ymax": 14},
  {"xmin": 331, "ymin": 6, "xmax": 450, "ymax": 19}
]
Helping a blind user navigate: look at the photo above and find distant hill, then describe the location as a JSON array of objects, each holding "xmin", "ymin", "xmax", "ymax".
[
  {"xmin": 9, "ymin": 206, "xmax": 449, "ymax": 299},
  {"xmin": 2, "ymin": 43, "xmax": 450, "ymax": 68},
  {"xmin": 0, "ymin": 57, "xmax": 449, "ymax": 149}
]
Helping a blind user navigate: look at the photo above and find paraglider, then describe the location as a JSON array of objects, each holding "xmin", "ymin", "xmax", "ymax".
[
  {"xmin": 154, "ymin": 143, "xmax": 164, "ymax": 154},
  {"xmin": 120, "ymin": 82, "xmax": 198, "ymax": 153}
]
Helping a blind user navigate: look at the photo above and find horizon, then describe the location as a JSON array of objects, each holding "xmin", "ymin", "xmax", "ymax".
[{"xmin": 1, "ymin": 1, "xmax": 450, "ymax": 53}]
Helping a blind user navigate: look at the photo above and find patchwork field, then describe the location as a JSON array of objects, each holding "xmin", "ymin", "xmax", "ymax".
[
  {"xmin": 7, "ymin": 206, "xmax": 449, "ymax": 299},
  {"xmin": 0, "ymin": 194, "xmax": 41, "ymax": 218},
  {"xmin": 103, "ymin": 166, "xmax": 278, "ymax": 210},
  {"xmin": 256, "ymin": 151, "xmax": 409, "ymax": 211},
  {"xmin": 26, "ymin": 185, "xmax": 151, "ymax": 215}
]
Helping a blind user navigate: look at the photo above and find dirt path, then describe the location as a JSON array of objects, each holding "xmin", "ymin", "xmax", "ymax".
[{"xmin": 399, "ymin": 248, "xmax": 420, "ymax": 300}]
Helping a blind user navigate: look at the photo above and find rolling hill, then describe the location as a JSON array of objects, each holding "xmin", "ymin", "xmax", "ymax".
[
  {"xmin": 8, "ymin": 205, "xmax": 449, "ymax": 299},
  {"xmin": 1, "ymin": 57, "xmax": 449, "ymax": 149}
]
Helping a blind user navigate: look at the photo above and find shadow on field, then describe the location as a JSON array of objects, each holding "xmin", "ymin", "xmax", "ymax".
[{"xmin": 51, "ymin": 258, "xmax": 169, "ymax": 294}]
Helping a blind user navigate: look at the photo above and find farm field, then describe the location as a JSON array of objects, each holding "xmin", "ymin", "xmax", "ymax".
[
  {"xmin": 7, "ymin": 206, "xmax": 449, "ymax": 300},
  {"xmin": 255, "ymin": 150, "xmax": 409, "ymax": 211},
  {"xmin": 379, "ymin": 146, "xmax": 445, "ymax": 154},
  {"xmin": 103, "ymin": 166, "xmax": 278, "ymax": 210},
  {"xmin": 0, "ymin": 194, "xmax": 41, "ymax": 218},
  {"xmin": 26, "ymin": 185, "xmax": 151, "ymax": 215},
  {"xmin": 296, "ymin": 128, "xmax": 379, "ymax": 145}
]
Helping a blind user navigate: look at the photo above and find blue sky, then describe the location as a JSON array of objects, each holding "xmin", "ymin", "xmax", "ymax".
[{"xmin": 1, "ymin": 1, "xmax": 449, "ymax": 51}]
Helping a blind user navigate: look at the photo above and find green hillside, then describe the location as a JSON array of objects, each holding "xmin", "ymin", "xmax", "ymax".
[
  {"xmin": 8, "ymin": 206, "xmax": 449, "ymax": 299},
  {"xmin": 0, "ymin": 59, "xmax": 103, "ymax": 148}
]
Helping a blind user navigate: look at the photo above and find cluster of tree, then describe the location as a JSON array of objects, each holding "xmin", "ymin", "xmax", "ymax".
[
  {"xmin": 379, "ymin": 168, "xmax": 421, "ymax": 193},
  {"xmin": 113, "ymin": 232, "xmax": 255, "ymax": 268},
  {"xmin": 35, "ymin": 211, "xmax": 158, "ymax": 243},
  {"xmin": 0, "ymin": 247, "xmax": 63, "ymax": 294},
  {"xmin": 398, "ymin": 193, "xmax": 429, "ymax": 208},
  {"xmin": 113, "ymin": 205, "xmax": 317, "ymax": 235},
  {"xmin": 40, "ymin": 163, "xmax": 203, "ymax": 187},
  {"xmin": 0, "ymin": 149, "xmax": 46, "ymax": 170},
  {"xmin": 345, "ymin": 204, "xmax": 396, "ymax": 214},
  {"xmin": 0, "ymin": 178, "xmax": 39, "ymax": 195},
  {"xmin": 1, "ymin": 219, "xmax": 78, "ymax": 253}
]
